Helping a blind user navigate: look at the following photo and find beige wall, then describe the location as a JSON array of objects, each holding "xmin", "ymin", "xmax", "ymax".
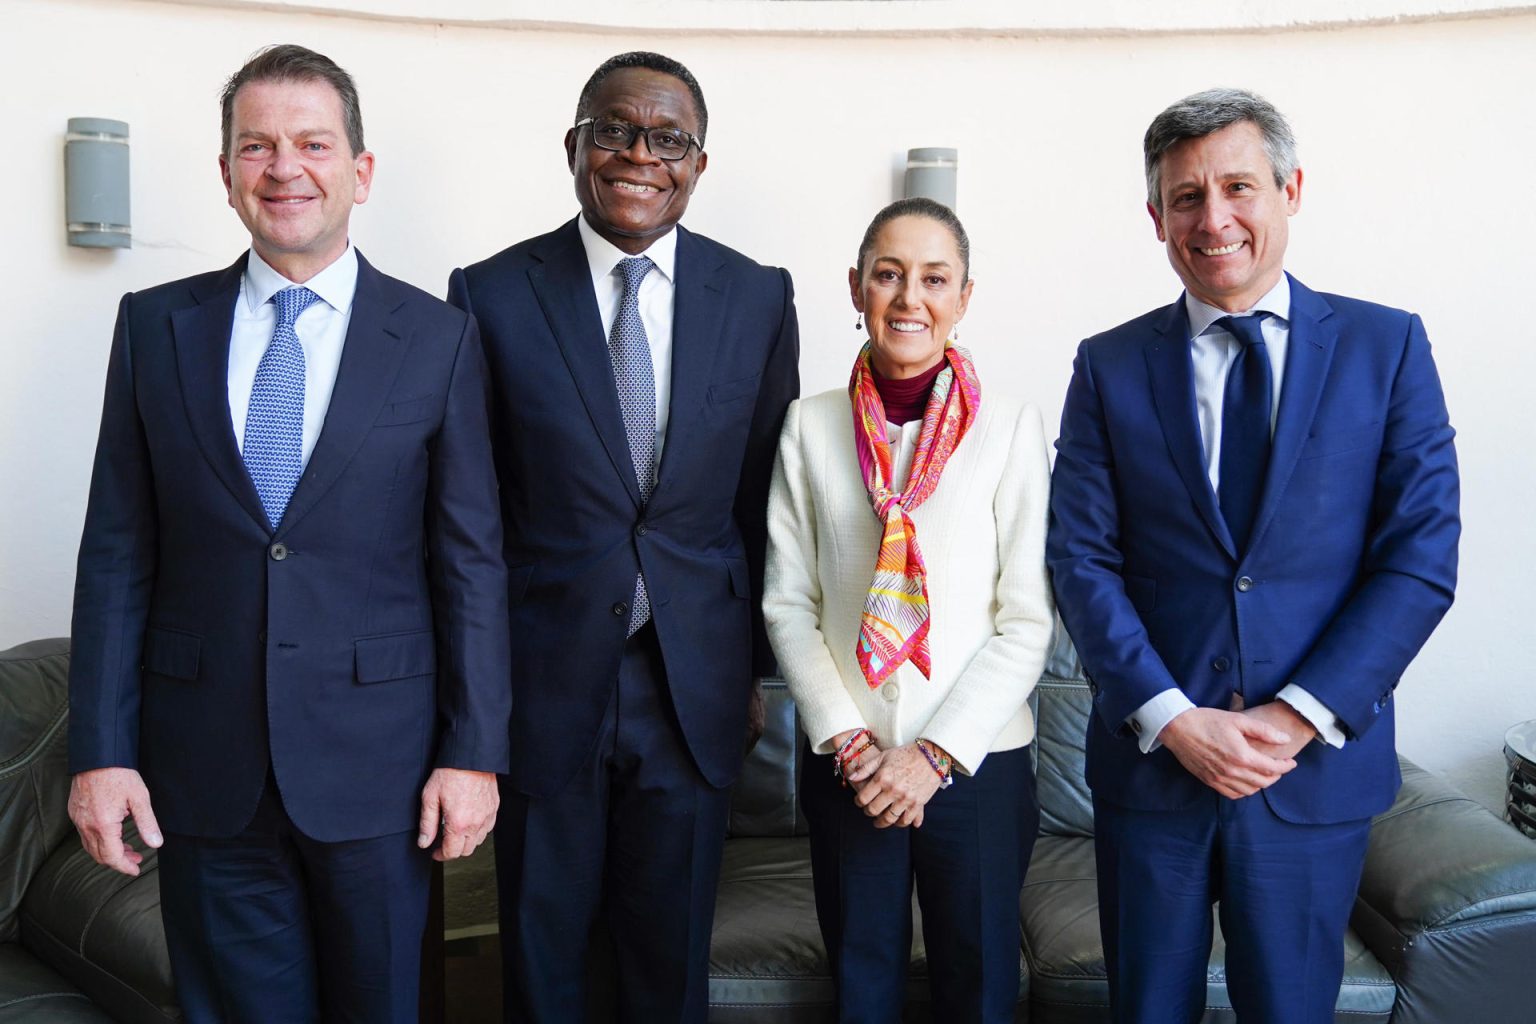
[{"xmin": 3, "ymin": 0, "xmax": 1532, "ymax": 811}]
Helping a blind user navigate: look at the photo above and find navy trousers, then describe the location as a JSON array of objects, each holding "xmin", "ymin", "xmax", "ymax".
[
  {"xmin": 801, "ymin": 742, "xmax": 1037, "ymax": 1024},
  {"xmin": 494, "ymin": 622, "xmax": 732, "ymax": 1023},
  {"xmin": 157, "ymin": 772, "xmax": 431, "ymax": 1024},
  {"xmin": 1093, "ymin": 791, "xmax": 1372, "ymax": 1024}
]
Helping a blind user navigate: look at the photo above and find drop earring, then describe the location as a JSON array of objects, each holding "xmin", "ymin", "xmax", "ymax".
[{"xmin": 855, "ymin": 315, "xmax": 863, "ymax": 331}]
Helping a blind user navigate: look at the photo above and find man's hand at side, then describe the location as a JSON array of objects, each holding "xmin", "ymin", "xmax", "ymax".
[
  {"xmin": 1159, "ymin": 707, "xmax": 1297, "ymax": 799},
  {"xmin": 68, "ymin": 767, "xmax": 163, "ymax": 876},
  {"xmin": 418, "ymin": 767, "xmax": 498, "ymax": 862}
]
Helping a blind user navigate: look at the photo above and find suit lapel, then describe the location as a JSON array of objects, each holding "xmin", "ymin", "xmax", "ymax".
[
  {"xmin": 277, "ymin": 252, "xmax": 409, "ymax": 536},
  {"xmin": 171, "ymin": 256, "xmax": 271, "ymax": 533},
  {"xmin": 657, "ymin": 227, "xmax": 729, "ymax": 494},
  {"xmin": 528, "ymin": 220, "xmax": 641, "ymax": 508},
  {"xmin": 1144, "ymin": 299, "xmax": 1238, "ymax": 558},
  {"xmin": 1246, "ymin": 275, "xmax": 1338, "ymax": 552}
]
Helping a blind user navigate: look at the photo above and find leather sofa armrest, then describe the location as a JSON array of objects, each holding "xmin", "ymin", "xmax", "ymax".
[
  {"xmin": 19, "ymin": 824, "xmax": 178, "ymax": 1024},
  {"xmin": 1350, "ymin": 757, "xmax": 1536, "ymax": 1024}
]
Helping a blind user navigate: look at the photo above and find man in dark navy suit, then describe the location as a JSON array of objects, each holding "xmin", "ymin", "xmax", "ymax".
[
  {"xmin": 1048, "ymin": 89, "xmax": 1459, "ymax": 1023},
  {"xmin": 450, "ymin": 51, "xmax": 798, "ymax": 1023},
  {"xmin": 67, "ymin": 45, "xmax": 509, "ymax": 1023}
]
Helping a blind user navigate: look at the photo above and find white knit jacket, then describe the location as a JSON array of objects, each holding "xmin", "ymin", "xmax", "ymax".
[{"xmin": 763, "ymin": 385, "xmax": 1056, "ymax": 775}]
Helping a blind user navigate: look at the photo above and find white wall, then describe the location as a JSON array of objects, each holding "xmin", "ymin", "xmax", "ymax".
[{"xmin": 3, "ymin": 0, "xmax": 1532, "ymax": 812}]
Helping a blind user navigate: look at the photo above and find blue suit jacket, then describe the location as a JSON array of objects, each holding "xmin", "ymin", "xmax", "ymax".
[
  {"xmin": 449, "ymin": 219, "xmax": 799, "ymax": 797},
  {"xmin": 69, "ymin": 253, "xmax": 511, "ymax": 841},
  {"xmin": 1047, "ymin": 275, "xmax": 1459, "ymax": 824}
]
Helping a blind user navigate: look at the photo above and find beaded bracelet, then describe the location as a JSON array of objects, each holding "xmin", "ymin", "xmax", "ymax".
[
  {"xmin": 834, "ymin": 729, "xmax": 874, "ymax": 786},
  {"xmin": 916, "ymin": 739, "xmax": 953, "ymax": 790},
  {"xmin": 835, "ymin": 728, "xmax": 871, "ymax": 763},
  {"xmin": 836, "ymin": 739, "xmax": 874, "ymax": 786}
]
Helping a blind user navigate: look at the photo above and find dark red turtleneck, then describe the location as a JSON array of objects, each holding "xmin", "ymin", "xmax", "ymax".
[{"xmin": 872, "ymin": 357, "xmax": 946, "ymax": 424}]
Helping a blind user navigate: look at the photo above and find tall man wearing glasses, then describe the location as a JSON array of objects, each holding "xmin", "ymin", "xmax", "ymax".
[
  {"xmin": 449, "ymin": 51, "xmax": 798, "ymax": 1021},
  {"xmin": 1047, "ymin": 89, "xmax": 1459, "ymax": 1021}
]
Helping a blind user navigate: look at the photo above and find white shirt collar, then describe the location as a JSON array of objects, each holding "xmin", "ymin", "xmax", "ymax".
[
  {"xmin": 576, "ymin": 214, "xmax": 677, "ymax": 286},
  {"xmin": 1184, "ymin": 273, "xmax": 1291, "ymax": 340},
  {"xmin": 243, "ymin": 244, "xmax": 359, "ymax": 316}
]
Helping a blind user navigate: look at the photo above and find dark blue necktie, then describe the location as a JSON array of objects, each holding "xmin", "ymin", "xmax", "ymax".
[
  {"xmin": 610, "ymin": 256, "xmax": 656, "ymax": 635},
  {"xmin": 1216, "ymin": 312, "xmax": 1272, "ymax": 553},
  {"xmin": 244, "ymin": 286, "xmax": 319, "ymax": 530}
]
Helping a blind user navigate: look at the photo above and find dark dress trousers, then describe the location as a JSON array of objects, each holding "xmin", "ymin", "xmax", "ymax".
[
  {"xmin": 1047, "ymin": 275, "xmax": 1460, "ymax": 1023},
  {"xmin": 449, "ymin": 218, "xmax": 799, "ymax": 1022},
  {"xmin": 69, "ymin": 253, "xmax": 511, "ymax": 1023}
]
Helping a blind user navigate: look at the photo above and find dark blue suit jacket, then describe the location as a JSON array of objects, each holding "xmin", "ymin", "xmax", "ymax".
[
  {"xmin": 1048, "ymin": 275, "xmax": 1459, "ymax": 824},
  {"xmin": 449, "ymin": 219, "xmax": 799, "ymax": 797},
  {"xmin": 69, "ymin": 253, "xmax": 511, "ymax": 842}
]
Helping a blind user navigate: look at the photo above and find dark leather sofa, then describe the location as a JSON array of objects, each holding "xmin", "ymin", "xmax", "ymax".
[
  {"xmin": 0, "ymin": 639, "xmax": 178, "ymax": 1024},
  {"xmin": 6, "ymin": 636, "xmax": 1536, "ymax": 1022}
]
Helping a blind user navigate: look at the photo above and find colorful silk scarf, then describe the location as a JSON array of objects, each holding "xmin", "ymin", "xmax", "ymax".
[{"xmin": 849, "ymin": 342, "xmax": 981, "ymax": 689}]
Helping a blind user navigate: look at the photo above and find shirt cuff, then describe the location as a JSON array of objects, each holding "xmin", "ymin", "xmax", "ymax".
[
  {"xmin": 1277, "ymin": 684, "xmax": 1347, "ymax": 748},
  {"xmin": 1128, "ymin": 689, "xmax": 1197, "ymax": 754}
]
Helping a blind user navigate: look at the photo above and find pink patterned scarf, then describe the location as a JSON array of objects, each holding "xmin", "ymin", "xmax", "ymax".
[{"xmin": 848, "ymin": 343, "xmax": 981, "ymax": 689}]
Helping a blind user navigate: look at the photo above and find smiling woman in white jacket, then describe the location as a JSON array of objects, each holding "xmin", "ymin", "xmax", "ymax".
[{"xmin": 763, "ymin": 198, "xmax": 1055, "ymax": 1023}]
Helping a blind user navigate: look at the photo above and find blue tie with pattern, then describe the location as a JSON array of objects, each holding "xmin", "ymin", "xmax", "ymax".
[
  {"xmin": 244, "ymin": 286, "xmax": 320, "ymax": 530},
  {"xmin": 611, "ymin": 256, "xmax": 657, "ymax": 636},
  {"xmin": 1216, "ymin": 312, "xmax": 1272, "ymax": 553}
]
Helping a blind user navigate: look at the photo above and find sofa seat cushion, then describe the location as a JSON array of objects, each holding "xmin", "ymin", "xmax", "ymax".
[
  {"xmin": 19, "ymin": 831, "xmax": 177, "ymax": 1024},
  {"xmin": 1021, "ymin": 835, "xmax": 1395, "ymax": 1023},
  {"xmin": 0, "ymin": 944, "xmax": 117, "ymax": 1023}
]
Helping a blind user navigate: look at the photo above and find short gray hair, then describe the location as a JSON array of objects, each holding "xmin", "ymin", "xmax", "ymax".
[{"xmin": 1144, "ymin": 88, "xmax": 1298, "ymax": 211}]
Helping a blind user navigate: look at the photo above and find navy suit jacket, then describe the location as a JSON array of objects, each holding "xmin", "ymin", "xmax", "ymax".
[
  {"xmin": 1048, "ymin": 275, "xmax": 1459, "ymax": 824},
  {"xmin": 449, "ymin": 219, "xmax": 799, "ymax": 797},
  {"xmin": 69, "ymin": 252, "xmax": 511, "ymax": 842}
]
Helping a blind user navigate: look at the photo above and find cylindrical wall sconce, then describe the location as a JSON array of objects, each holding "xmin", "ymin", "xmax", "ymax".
[
  {"xmin": 66, "ymin": 118, "xmax": 131, "ymax": 249},
  {"xmin": 904, "ymin": 148, "xmax": 958, "ymax": 210}
]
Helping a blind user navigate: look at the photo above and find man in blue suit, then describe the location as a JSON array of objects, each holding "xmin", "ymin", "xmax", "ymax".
[
  {"xmin": 449, "ymin": 51, "xmax": 798, "ymax": 1023},
  {"xmin": 1047, "ymin": 88, "xmax": 1459, "ymax": 1023},
  {"xmin": 66, "ymin": 45, "xmax": 510, "ymax": 1023}
]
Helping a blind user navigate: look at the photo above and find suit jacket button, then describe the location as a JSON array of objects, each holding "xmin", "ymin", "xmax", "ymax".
[
  {"xmin": 1236, "ymin": 576, "xmax": 1254, "ymax": 592},
  {"xmin": 1212, "ymin": 657, "xmax": 1231, "ymax": 672},
  {"xmin": 269, "ymin": 543, "xmax": 288, "ymax": 561},
  {"xmin": 612, "ymin": 602, "xmax": 628, "ymax": 617},
  {"xmin": 635, "ymin": 523, "xmax": 649, "ymax": 537},
  {"xmin": 881, "ymin": 682, "xmax": 900, "ymax": 702}
]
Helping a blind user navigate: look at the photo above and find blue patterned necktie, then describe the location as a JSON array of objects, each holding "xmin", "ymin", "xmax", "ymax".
[
  {"xmin": 244, "ymin": 286, "xmax": 320, "ymax": 530},
  {"xmin": 611, "ymin": 256, "xmax": 657, "ymax": 636},
  {"xmin": 1216, "ymin": 312, "xmax": 1272, "ymax": 553}
]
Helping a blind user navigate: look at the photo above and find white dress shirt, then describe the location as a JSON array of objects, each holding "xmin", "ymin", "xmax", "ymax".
[
  {"xmin": 577, "ymin": 214, "xmax": 677, "ymax": 461},
  {"xmin": 228, "ymin": 245, "xmax": 358, "ymax": 468},
  {"xmin": 1130, "ymin": 274, "xmax": 1346, "ymax": 752}
]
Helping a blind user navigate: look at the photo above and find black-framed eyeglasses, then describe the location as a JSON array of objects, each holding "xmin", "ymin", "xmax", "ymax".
[{"xmin": 574, "ymin": 117, "xmax": 703, "ymax": 161}]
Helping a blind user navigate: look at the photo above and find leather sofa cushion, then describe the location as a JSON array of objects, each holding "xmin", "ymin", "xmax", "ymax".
[
  {"xmin": 1021, "ymin": 834, "xmax": 1395, "ymax": 1023},
  {"xmin": 20, "ymin": 831, "xmax": 177, "ymax": 1024},
  {"xmin": 0, "ymin": 945, "xmax": 117, "ymax": 1023},
  {"xmin": 0, "ymin": 639, "xmax": 73, "ymax": 943},
  {"xmin": 1034, "ymin": 675, "xmax": 1095, "ymax": 839},
  {"xmin": 729, "ymin": 680, "xmax": 808, "ymax": 839}
]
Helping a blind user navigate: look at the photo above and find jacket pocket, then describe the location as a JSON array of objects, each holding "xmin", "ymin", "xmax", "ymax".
[
  {"xmin": 143, "ymin": 627, "xmax": 201, "ymax": 681},
  {"xmin": 1299, "ymin": 421, "xmax": 1382, "ymax": 460},
  {"xmin": 708, "ymin": 374, "xmax": 760, "ymax": 406},
  {"xmin": 725, "ymin": 557, "xmax": 751, "ymax": 599},
  {"xmin": 355, "ymin": 630, "xmax": 437, "ymax": 684},
  {"xmin": 374, "ymin": 396, "xmax": 437, "ymax": 427}
]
